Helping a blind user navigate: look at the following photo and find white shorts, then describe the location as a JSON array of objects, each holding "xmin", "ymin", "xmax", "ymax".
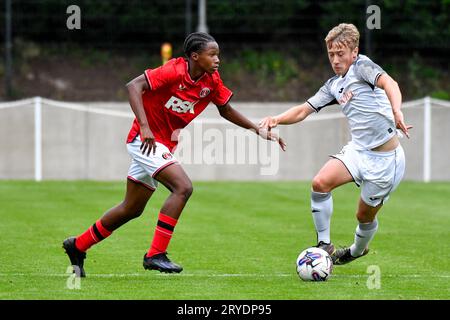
[
  {"xmin": 331, "ymin": 143, "xmax": 405, "ymax": 207},
  {"xmin": 126, "ymin": 136, "xmax": 178, "ymax": 190}
]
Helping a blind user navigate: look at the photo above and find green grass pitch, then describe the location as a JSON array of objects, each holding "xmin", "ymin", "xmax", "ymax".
[{"xmin": 0, "ymin": 180, "xmax": 449, "ymax": 299}]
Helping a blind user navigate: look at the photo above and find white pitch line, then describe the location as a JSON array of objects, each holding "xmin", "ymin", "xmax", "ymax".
[
  {"xmin": 0, "ymin": 273, "xmax": 291, "ymax": 278},
  {"xmin": 0, "ymin": 273, "xmax": 449, "ymax": 279}
]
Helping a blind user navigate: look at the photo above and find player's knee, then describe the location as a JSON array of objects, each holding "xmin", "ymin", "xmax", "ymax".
[
  {"xmin": 311, "ymin": 175, "xmax": 330, "ymax": 193},
  {"xmin": 175, "ymin": 182, "xmax": 193, "ymax": 201},
  {"xmin": 131, "ymin": 207, "xmax": 145, "ymax": 218},
  {"xmin": 121, "ymin": 202, "xmax": 145, "ymax": 219},
  {"xmin": 356, "ymin": 211, "xmax": 365, "ymax": 222},
  {"xmin": 184, "ymin": 183, "xmax": 194, "ymax": 199}
]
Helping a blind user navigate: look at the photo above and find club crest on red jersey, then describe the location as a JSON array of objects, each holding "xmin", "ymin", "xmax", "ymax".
[{"xmin": 199, "ymin": 87, "xmax": 211, "ymax": 98}]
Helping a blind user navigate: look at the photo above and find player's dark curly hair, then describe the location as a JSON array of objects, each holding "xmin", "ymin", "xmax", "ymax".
[{"xmin": 183, "ymin": 32, "xmax": 216, "ymax": 58}]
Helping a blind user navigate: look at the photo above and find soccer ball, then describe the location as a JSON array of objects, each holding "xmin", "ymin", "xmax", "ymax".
[{"xmin": 296, "ymin": 247, "xmax": 333, "ymax": 281}]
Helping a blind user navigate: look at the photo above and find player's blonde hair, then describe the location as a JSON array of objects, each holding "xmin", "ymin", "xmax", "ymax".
[{"xmin": 325, "ymin": 23, "xmax": 360, "ymax": 50}]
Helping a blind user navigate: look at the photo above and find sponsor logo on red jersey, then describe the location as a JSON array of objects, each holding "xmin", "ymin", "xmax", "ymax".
[{"xmin": 164, "ymin": 96, "xmax": 198, "ymax": 114}]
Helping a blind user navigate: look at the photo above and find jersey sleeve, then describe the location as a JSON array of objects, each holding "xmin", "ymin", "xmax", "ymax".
[
  {"xmin": 212, "ymin": 76, "xmax": 233, "ymax": 107},
  {"xmin": 306, "ymin": 79, "xmax": 337, "ymax": 112},
  {"xmin": 354, "ymin": 57, "xmax": 386, "ymax": 88},
  {"xmin": 144, "ymin": 61, "xmax": 178, "ymax": 91}
]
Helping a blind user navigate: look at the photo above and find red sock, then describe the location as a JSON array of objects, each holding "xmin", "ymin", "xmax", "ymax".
[
  {"xmin": 146, "ymin": 212, "xmax": 178, "ymax": 257},
  {"xmin": 75, "ymin": 219, "xmax": 112, "ymax": 252}
]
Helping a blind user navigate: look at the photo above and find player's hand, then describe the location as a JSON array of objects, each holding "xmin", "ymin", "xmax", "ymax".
[
  {"xmin": 258, "ymin": 116, "xmax": 286, "ymax": 151},
  {"xmin": 139, "ymin": 125, "xmax": 157, "ymax": 156},
  {"xmin": 257, "ymin": 127, "xmax": 287, "ymax": 151},
  {"xmin": 259, "ymin": 116, "xmax": 279, "ymax": 130},
  {"xmin": 393, "ymin": 110, "xmax": 413, "ymax": 139}
]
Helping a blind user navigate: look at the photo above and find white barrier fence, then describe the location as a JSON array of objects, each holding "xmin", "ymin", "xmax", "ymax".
[
  {"xmin": 0, "ymin": 96, "xmax": 449, "ymax": 181},
  {"xmin": 0, "ymin": 97, "xmax": 134, "ymax": 181}
]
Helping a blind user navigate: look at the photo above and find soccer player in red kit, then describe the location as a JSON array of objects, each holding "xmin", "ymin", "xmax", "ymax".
[{"xmin": 63, "ymin": 32, "xmax": 286, "ymax": 275}]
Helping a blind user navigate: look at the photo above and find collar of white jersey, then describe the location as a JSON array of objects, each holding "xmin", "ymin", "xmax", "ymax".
[{"xmin": 341, "ymin": 54, "xmax": 361, "ymax": 79}]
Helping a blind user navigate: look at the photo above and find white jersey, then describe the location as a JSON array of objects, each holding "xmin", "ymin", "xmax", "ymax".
[{"xmin": 307, "ymin": 55, "xmax": 396, "ymax": 151}]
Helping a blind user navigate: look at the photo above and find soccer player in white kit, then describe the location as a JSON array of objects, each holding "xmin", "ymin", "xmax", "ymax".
[{"xmin": 260, "ymin": 23, "xmax": 412, "ymax": 265}]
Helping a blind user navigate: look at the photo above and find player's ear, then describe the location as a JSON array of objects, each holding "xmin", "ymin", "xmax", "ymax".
[
  {"xmin": 191, "ymin": 52, "xmax": 199, "ymax": 61},
  {"xmin": 353, "ymin": 47, "xmax": 359, "ymax": 59}
]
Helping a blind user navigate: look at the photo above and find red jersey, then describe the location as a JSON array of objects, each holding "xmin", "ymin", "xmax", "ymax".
[{"xmin": 126, "ymin": 57, "xmax": 233, "ymax": 152}]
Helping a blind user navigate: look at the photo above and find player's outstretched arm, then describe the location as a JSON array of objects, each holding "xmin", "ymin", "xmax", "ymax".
[
  {"xmin": 126, "ymin": 74, "xmax": 157, "ymax": 156},
  {"xmin": 217, "ymin": 103, "xmax": 286, "ymax": 151},
  {"xmin": 377, "ymin": 73, "xmax": 413, "ymax": 138},
  {"xmin": 259, "ymin": 102, "xmax": 314, "ymax": 130}
]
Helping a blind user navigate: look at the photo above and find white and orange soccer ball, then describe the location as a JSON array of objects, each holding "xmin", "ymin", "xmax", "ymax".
[{"xmin": 296, "ymin": 247, "xmax": 333, "ymax": 281}]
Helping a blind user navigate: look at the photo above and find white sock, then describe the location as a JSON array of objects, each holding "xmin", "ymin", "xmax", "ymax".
[
  {"xmin": 350, "ymin": 220, "xmax": 378, "ymax": 257},
  {"xmin": 311, "ymin": 191, "xmax": 333, "ymax": 244}
]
